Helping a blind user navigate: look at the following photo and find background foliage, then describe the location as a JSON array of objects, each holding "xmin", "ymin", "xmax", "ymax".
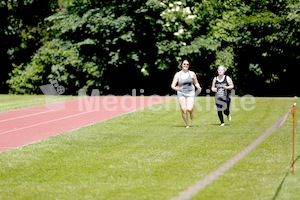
[{"xmin": 1, "ymin": 0, "xmax": 300, "ymax": 96}]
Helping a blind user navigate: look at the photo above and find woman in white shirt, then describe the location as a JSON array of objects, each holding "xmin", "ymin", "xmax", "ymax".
[{"xmin": 171, "ymin": 59, "xmax": 202, "ymax": 128}]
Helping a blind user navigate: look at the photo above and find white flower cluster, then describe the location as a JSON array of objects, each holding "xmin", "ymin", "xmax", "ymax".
[
  {"xmin": 174, "ymin": 28, "xmax": 184, "ymax": 36},
  {"xmin": 159, "ymin": 1, "xmax": 197, "ymax": 36}
]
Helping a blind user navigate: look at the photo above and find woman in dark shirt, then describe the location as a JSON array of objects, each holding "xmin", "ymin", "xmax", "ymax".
[{"xmin": 211, "ymin": 65, "xmax": 234, "ymax": 126}]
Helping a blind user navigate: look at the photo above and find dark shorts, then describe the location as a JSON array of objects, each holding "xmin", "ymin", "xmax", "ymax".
[{"xmin": 215, "ymin": 96, "xmax": 231, "ymax": 111}]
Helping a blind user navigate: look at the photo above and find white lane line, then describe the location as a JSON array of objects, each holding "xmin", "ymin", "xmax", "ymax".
[
  {"xmin": 0, "ymin": 110, "xmax": 95, "ymax": 135},
  {"xmin": 0, "ymin": 110, "xmax": 55, "ymax": 123}
]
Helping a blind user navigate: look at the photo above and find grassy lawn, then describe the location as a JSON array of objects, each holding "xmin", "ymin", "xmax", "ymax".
[
  {"xmin": 0, "ymin": 94, "xmax": 76, "ymax": 112},
  {"xmin": 0, "ymin": 96, "xmax": 299, "ymax": 199}
]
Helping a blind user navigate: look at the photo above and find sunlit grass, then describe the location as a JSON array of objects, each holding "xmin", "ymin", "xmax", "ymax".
[
  {"xmin": 0, "ymin": 96, "xmax": 299, "ymax": 199},
  {"xmin": 0, "ymin": 94, "xmax": 76, "ymax": 112}
]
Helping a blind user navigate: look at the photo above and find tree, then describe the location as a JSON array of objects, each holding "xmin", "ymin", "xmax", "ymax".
[
  {"xmin": 151, "ymin": 0, "xmax": 300, "ymax": 95},
  {"xmin": 7, "ymin": 0, "xmax": 300, "ymax": 96},
  {"xmin": 0, "ymin": 0, "xmax": 58, "ymax": 93},
  {"xmin": 8, "ymin": 0, "xmax": 164, "ymax": 95}
]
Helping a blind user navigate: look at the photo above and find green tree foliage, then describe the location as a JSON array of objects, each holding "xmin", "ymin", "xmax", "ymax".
[
  {"xmin": 0, "ymin": 0, "xmax": 58, "ymax": 93},
  {"xmin": 8, "ymin": 0, "xmax": 163, "ymax": 94},
  {"xmin": 6, "ymin": 0, "xmax": 300, "ymax": 95},
  {"xmin": 151, "ymin": 0, "xmax": 300, "ymax": 95},
  {"xmin": 8, "ymin": 39, "xmax": 102, "ymax": 94}
]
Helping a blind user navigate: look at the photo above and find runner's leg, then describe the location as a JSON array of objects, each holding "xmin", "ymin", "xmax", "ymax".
[
  {"xmin": 179, "ymin": 96, "xmax": 189, "ymax": 127},
  {"xmin": 186, "ymin": 96, "xmax": 195, "ymax": 120}
]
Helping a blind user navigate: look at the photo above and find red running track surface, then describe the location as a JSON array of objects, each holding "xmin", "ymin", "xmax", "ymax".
[{"xmin": 0, "ymin": 96, "xmax": 173, "ymax": 152}]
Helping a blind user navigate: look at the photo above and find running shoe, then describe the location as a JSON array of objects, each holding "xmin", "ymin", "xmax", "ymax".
[{"xmin": 227, "ymin": 115, "xmax": 232, "ymax": 122}]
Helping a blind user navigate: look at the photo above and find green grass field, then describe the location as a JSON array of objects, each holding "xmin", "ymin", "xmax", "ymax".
[
  {"xmin": 0, "ymin": 94, "xmax": 76, "ymax": 112},
  {"xmin": 0, "ymin": 95, "xmax": 299, "ymax": 199}
]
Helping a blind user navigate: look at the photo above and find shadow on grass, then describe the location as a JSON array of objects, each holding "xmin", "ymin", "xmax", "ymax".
[
  {"xmin": 272, "ymin": 155, "xmax": 300, "ymax": 200},
  {"xmin": 173, "ymin": 125, "xmax": 201, "ymax": 128},
  {"xmin": 172, "ymin": 123, "xmax": 231, "ymax": 128},
  {"xmin": 210, "ymin": 123, "xmax": 231, "ymax": 126}
]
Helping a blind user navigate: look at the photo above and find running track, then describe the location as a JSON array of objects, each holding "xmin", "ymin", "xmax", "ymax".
[{"xmin": 0, "ymin": 96, "xmax": 172, "ymax": 152}]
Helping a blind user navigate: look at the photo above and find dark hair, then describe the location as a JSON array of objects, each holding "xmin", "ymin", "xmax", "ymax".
[{"xmin": 181, "ymin": 58, "xmax": 190, "ymax": 65}]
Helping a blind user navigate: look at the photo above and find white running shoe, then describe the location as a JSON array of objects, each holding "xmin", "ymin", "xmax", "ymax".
[
  {"xmin": 220, "ymin": 123, "xmax": 225, "ymax": 126},
  {"xmin": 227, "ymin": 115, "xmax": 232, "ymax": 122},
  {"xmin": 186, "ymin": 125, "xmax": 190, "ymax": 128}
]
